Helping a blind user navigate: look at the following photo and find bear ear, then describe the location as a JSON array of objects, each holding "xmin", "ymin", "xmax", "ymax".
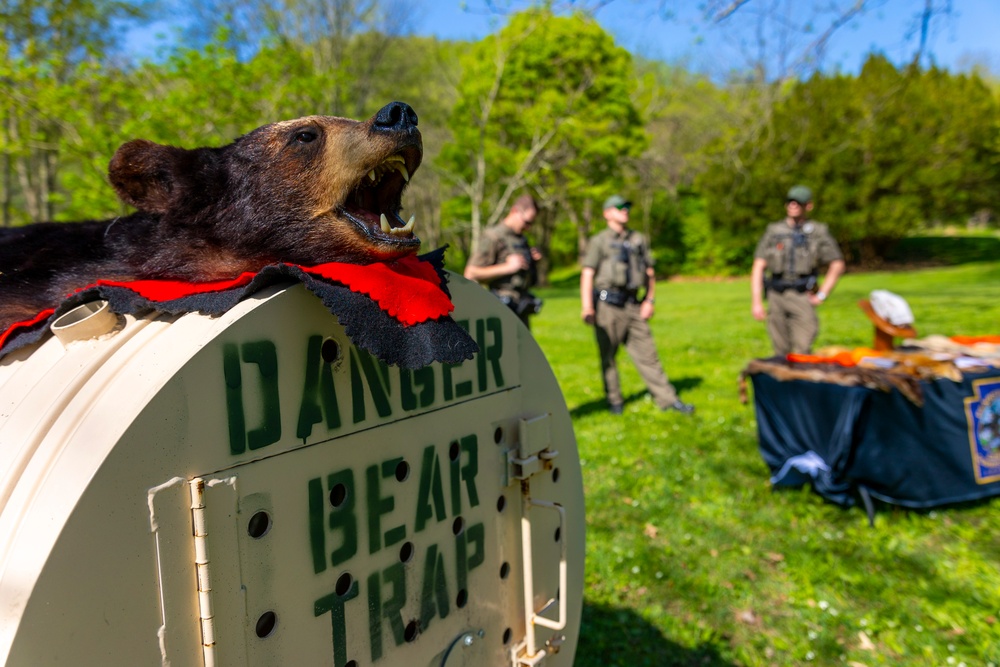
[{"xmin": 108, "ymin": 139, "xmax": 206, "ymax": 214}]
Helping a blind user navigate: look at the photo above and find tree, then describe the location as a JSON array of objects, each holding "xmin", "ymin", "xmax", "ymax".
[
  {"xmin": 438, "ymin": 7, "xmax": 645, "ymax": 279},
  {"xmin": 0, "ymin": 0, "xmax": 149, "ymax": 225},
  {"xmin": 179, "ymin": 0, "xmax": 419, "ymax": 118},
  {"xmin": 697, "ymin": 54, "xmax": 1000, "ymax": 269}
]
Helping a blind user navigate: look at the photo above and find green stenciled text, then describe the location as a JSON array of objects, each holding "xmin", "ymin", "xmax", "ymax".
[{"xmin": 223, "ymin": 316, "xmax": 505, "ymax": 455}]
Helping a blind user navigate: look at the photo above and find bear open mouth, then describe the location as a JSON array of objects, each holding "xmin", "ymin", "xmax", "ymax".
[{"xmin": 341, "ymin": 153, "xmax": 420, "ymax": 247}]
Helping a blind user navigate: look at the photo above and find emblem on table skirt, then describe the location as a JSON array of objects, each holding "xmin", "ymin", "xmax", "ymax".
[{"xmin": 964, "ymin": 377, "xmax": 1000, "ymax": 484}]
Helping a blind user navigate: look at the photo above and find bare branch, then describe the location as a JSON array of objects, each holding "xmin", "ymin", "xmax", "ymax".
[{"xmin": 708, "ymin": 0, "xmax": 752, "ymax": 22}]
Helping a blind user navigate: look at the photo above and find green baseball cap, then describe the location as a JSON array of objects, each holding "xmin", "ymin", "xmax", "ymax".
[
  {"xmin": 603, "ymin": 194, "xmax": 632, "ymax": 210},
  {"xmin": 786, "ymin": 185, "xmax": 813, "ymax": 204}
]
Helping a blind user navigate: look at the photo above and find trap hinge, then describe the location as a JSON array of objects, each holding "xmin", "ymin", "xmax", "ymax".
[{"xmin": 507, "ymin": 414, "xmax": 557, "ymax": 482}]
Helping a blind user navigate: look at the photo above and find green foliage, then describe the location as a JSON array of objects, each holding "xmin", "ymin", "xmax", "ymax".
[
  {"xmin": 438, "ymin": 7, "xmax": 645, "ymax": 276},
  {"xmin": 698, "ymin": 55, "xmax": 1000, "ymax": 270},
  {"xmin": 2, "ymin": 4, "xmax": 999, "ymax": 286},
  {"xmin": 0, "ymin": 16, "xmax": 464, "ymax": 229},
  {"xmin": 530, "ymin": 260, "xmax": 1000, "ymax": 666}
]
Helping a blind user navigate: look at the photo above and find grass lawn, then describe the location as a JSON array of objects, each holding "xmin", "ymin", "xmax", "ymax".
[{"xmin": 530, "ymin": 261, "xmax": 1000, "ymax": 667}]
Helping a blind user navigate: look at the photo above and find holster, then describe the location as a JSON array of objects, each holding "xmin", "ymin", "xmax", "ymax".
[{"xmin": 493, "ymin": 290, "xmax": 543, "ymax": 316}]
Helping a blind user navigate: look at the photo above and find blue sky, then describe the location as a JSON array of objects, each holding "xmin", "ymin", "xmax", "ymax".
[
  {"xmin": 410, "ymin": 0, "xmax": 999, "ymax": 76},
  {"xmin": 130, "ymin": 1, "xmax": 999, "ymax": 76}
]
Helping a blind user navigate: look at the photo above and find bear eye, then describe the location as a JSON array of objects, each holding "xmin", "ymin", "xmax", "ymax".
[{"xmin": 293, "ymin": 129, "xmax": 318, "ymax": 144}]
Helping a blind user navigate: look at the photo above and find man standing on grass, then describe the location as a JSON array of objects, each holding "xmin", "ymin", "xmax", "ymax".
[
  {"xmin": 750, "ymin": 185, "xmax": 845, "ymax": 356},
  {"xmin": 580, "ymin": 195, "xmax": 694, "ymax": 416}
]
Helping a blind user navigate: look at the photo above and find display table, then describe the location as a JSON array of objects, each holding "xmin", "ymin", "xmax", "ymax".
[{"xmin": 747, "ymin": 359, "xmax": 1000, "ymax": 515}]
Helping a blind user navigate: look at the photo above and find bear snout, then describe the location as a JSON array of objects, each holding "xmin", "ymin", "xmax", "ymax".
[{"xmin": 372, "ymin": 101, "xmax": 418, "ymax": 133}]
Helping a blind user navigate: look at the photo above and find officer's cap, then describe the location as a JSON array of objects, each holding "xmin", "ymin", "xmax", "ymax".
[
  {"xmin": 786, "ymin": 185, "xmax": 813, "ymax": 205},
  {"xmin": 603, "ymin": 194, "xmax": 632, "ymax": 210}
]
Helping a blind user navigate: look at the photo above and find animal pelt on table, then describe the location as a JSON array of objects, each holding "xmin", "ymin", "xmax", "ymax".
[{"xmin": 739, "ymin": 358, "xmax": 925, "ymax": 406}]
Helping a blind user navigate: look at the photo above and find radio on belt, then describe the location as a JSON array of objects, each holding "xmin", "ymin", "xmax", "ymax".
[{"xmin": 0, "ymin": 275, "xmax": 584, "ymax": 667}]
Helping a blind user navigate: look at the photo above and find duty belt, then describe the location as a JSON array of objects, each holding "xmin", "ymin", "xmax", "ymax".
[
  {"xmin": 766, "ymin": 274, "xmax": 817, "ymax": 294},
  {"xmin": 595, "ymin": 288, "xmax": 638, "ymax": 308}
]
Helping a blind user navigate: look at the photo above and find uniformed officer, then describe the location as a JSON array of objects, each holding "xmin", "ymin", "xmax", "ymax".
[
  {"xmin": 750, "ymin": 185, "xmax": 845, "ymax": 356},
  {"xmin": 464, "ymin": 194, "xmax": 544, "ymax": 329},
  {"xmin": 580, "ymin": 195, "xmax": 694, "ymax": 415}
]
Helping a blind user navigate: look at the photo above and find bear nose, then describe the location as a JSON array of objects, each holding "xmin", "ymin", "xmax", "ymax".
[{"xmin": 373, "ymin": 101, "xmax": 418, "ymax": 131}]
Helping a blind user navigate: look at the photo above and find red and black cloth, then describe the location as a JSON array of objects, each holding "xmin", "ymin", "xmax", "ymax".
[{"xmin": 0, "ymin": 248, "xmax": 478, "ymax": 369}]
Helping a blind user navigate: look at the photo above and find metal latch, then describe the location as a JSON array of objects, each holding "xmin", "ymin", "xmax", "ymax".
[{"xmin": 508, "ymin": 414, "xmax": 558, "ymax": 482}]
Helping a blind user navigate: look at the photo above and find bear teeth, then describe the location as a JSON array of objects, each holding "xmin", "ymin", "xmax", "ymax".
[
  {"xmin": 396, "ymin": 163, "xmax": 409, "ymax": 183},
  {"xmin": 380, "ymin": 213, "xmax": 416, "ymax": 236},
  {"xmin": 366, "ymin": 156, "xmax": 409, "ymax": 184}
]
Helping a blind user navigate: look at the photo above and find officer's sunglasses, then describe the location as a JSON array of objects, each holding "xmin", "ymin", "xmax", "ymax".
[
  {"xmin": 615, "ymin": 204, "xmax": 631, "ymax": 211},
  {"xmin": 786, "ymin": 199, "xmax": 807, "ymax": 206}
]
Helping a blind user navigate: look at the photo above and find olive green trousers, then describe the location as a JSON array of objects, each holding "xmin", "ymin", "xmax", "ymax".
[
  {"xmin": 593, "ymin": 301, "xmax": 678, "ymax": 409},
  {"xmin": 766, "ymin": 289, "xmax": 819, "ymax": 356}
]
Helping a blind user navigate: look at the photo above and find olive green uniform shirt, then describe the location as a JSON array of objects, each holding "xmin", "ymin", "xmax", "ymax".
[
  {"xmin": 753, "ymin": 220, "xmax": 842, "ymax": 279},
  {"xmin": 468, "ymin": 223, "xmax": 535, "ymax": 297},
  {"xmin": 582, "ymin": 228, "xmax": 653, "ymax": 293}
]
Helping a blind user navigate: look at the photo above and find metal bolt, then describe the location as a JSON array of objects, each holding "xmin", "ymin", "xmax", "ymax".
[{"xmin": 462, "ymin": 634, "xmax": 475, "ymax": 647}]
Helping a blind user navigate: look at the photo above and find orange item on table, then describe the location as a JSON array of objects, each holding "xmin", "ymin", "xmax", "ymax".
[{"xmin": 950, "ymin": 335, "xmax": 1000, "ymax": 345}]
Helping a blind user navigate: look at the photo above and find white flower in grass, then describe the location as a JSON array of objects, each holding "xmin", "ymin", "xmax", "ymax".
[
  {"xmin": 807, "ymin": 630, "xmax": 817, "ymax": 640},
  {"xmin": 860, "ymin": 618, "xmax": 868, "ymax": 627},
  {"xmin": 805, "ymin": 651, "xmax": 815, "ymax": 661},
  {"xmin": 818, "ymin": 600, "xmax": 829, "ymax": 610},
  {"xmin": 631, "ymin": 566, "xmax": 640, "ymax": 574},
  {"xmin": 914, "ymin": 624, "xmax": 923, "ymax": 632}
]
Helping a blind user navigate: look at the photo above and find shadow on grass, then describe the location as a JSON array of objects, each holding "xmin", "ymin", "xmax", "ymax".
[
  {"xmin": 673, "ymin": 376, "xmax": 703, "ymax": 394},
  {"xmin": 571, "ymin": 391, "xmax": 648, "ymax": 418},
  {"xmin": 570, "ymin": 378, "xmax": 703, "ymax": 418},
  {"xmin": 862, "ymin": 492, "xmax": 1000, "ymax": 526},
  {"xmin": 575, "ymin": 602, "xmax": 740, "ymax": 667}
]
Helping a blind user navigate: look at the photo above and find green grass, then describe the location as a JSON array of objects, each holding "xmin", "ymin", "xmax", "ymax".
[{"xmin": 530, "ymin": 261, "xmax": 1000, "ymax": 667}]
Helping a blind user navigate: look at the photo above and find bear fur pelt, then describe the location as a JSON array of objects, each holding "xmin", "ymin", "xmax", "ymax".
[
  {"xmin": 0, "ymin": 102, "xmax": 478, "ymax": 368},
  {"xmin": 739, "ymin": 358, "xmax": 924, "ymax": 406}
]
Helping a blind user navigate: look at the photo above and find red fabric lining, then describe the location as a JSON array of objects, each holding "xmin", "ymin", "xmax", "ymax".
[
  {"xmin": 0, "ymin": 308, "xmax": 55, "ymax": 350},
  {"xmin": 91, "ymin": 254, "xmax": 451, "ymax": 326},
  {"xmin": 305, "ymin": 257, "xmax": 452, "ymax": 325},
  {"xmin": 93, "ymin": 272, "xmax": 257, "ymax": 299},
  {"xmin": 2, "ymin": 255, "xmax": 453, "ymax": 351}
]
